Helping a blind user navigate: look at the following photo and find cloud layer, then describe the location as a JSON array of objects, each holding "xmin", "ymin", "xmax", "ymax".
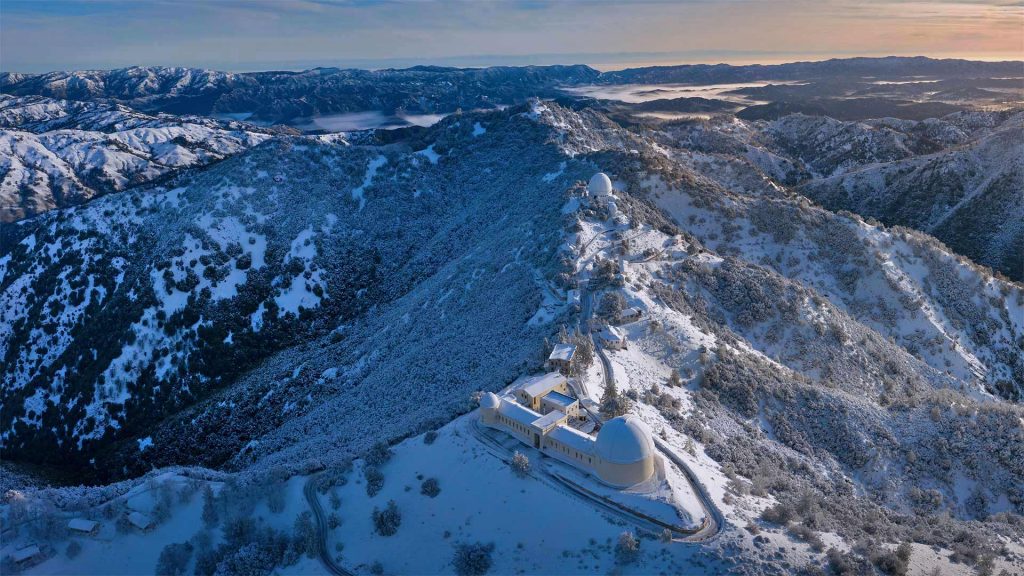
[{"xmin": 2, "ymin": 0, "xmax": 1022, "ymax": 72}]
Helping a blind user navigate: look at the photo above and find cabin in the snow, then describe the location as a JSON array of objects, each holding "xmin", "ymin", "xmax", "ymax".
[
  {"xmin": 127, "ymin": 511, "xmax": 154, "ymax": 532},
  {"xmin": 598, "ymin": 325, "xmax": 627, "ymax": 350},
  {"xmin": 11, "ymin": 544, "xmax": 43, "ymax": 567},
  {"xmin": 546, "ymin": 343, "xmax": 576, "ymax": 373},
  {"xmin": 68, "ymin": 518, "xmax": 100, "ymax": 536},
  {"xmin": 621, "ymin": 307, "xmax": 643, "ymax": 322}
]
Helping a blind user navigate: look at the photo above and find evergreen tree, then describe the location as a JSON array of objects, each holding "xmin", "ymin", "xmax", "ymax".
[
  {"xmin": 201, "ymin": 485, "xmax": 219, "ymax": 528},
  {"xmin": 600, "ymin": 379, "xmax": 631, "ymax": 418},
  {"xmin": 667, "ymin": 368, "xmax": 682, "ymax": 388}
]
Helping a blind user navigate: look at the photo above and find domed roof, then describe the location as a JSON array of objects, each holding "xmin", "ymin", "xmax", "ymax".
[
  {"xmin": 588, "ymin": 173, "xmax": 613, "ymax": 196},
  {"xmin": 479, "ymin": 392, "xmax": 501, "ymax": 410},
  {"xmin": 596, "ymin": 416, "xmax": 654, "ymax": 464}
]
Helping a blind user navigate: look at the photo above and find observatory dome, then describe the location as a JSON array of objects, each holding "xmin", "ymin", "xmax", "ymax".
[
  {"xmin": 480, "ymin": 392, "xmax": 501, "ymax": 410},
  {"xmin": 588, "ymin": 172, "xmax": 613, "ymax": 197},
  {"xmin": 596, "ymin": 416, "xmax": 654, "ymax": 464}
]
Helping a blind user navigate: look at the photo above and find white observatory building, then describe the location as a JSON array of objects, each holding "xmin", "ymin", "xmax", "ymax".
[
  {"xmin": 479, "ymin": 385, "xmax": 656, "ymax": 488},
  {"xmin": 588, "ymin": 172, "xmax": 614, "ymax": 198}
]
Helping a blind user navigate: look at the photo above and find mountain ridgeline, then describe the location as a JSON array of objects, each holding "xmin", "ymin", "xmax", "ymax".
[{"xmin": 1, "ymin": 100, "xmax": 1021, "ymax": 483}]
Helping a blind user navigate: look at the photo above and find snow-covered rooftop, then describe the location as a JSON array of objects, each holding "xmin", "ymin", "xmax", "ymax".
[
  {"xmin": 520, "ymin": 372, "xmax": 567, "ymax": 399},
  {"xmin": 12, "ymin": 545, "xmax": 40, "ymax": 563},
  {"xmin": 498, "ymin": 396, "xmax": 543, "ymax": 426},
  {"xmin": 68, "ymin": 518, "xmax": 99, "ymax": 532},
  {"xmin": 127, "ymin": 511, "xmax": 153, "ymax": 530},
  {"xmin": 548, "ymin": 343, "xmax": 576, "ymax": 362},
  {"xmin": 531, "ymin": 410, "xmax": 568, "ymax": 433},
  {"xmin": 543, "ymin": 390, "xmax": 577, "ymax": 409},
  {"xmin": 547, "ymin": 425, "xmax": 596, "ymax": 455},
  {"xmin": 622, "ymin": 307, "xmax": 643, "ymax": 318},
  {"xmin": 599, "ymin": 325, "xmax": 626, "ymax": 341}
]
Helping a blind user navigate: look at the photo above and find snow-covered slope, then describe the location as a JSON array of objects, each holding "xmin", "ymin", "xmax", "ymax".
[
  {"xmin": 793, "ymin": 112, "xmax": 1024, "ymax": 281},
  {"xmin": 1, "ymin": 100, "xmax": 1021, "ymax": 575},
  {"xmin": 0, "ymin": 95, "xmax": 278, "ymax": 221}
]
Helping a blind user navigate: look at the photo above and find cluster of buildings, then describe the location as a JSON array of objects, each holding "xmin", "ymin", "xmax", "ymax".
[
  {"xmin": 479, "ymin": 171, "xmax": 659, "ymax": 488},
  {"xmin": 479, "ymin": 372, "xmax": 656, "ymax": 488}
]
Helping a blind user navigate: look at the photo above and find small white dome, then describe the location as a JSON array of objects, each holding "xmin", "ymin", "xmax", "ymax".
[
  {"xmin": 596, "ymin": 416, "xmax": 654, "ymax": 464},
  {"xmin": 588, "ymin": 173, "xmax": 613, "ymax": 197},
  {"xmin": 479, "ymin": 392, "xmax": 501, "ymax": 410}
]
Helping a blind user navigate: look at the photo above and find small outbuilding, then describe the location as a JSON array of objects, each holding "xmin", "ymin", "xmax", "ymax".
[
  {"xmin": 68, "ymin": 518, "xmax": 100, "ymax": 536},
  {"xmin": 127, "ymin": 511, "xmax": 154, "ymax": 532},
  {"xmin": 12, "ymin": 544, "xmax": 42, "ymax": 567},
  {"xmin": 546, "ymin": 343, "xmax": 577, "ymax": 373},
  {"xmin": 621, "ymin": 307, "xmax": 643, "ymax": 322},
  {"xmin": 598, "ymin": 325, "xmax": 627, "ymax": 350}
]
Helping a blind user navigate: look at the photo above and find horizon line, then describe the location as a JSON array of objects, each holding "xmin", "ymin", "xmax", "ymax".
[{"xmin": 4, "ymin": 51, "xmax": 1023, "ymax": 76}]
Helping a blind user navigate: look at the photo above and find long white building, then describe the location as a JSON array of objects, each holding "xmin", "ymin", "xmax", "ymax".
[{"xmin": 479, "ymin": 375, "xmax": 656, "ymax": 488}]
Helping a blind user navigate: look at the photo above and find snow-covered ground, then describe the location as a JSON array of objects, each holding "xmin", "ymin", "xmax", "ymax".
[{"xmin": 317, "ymin": 420, "xmax": 727, "ymax": 575}]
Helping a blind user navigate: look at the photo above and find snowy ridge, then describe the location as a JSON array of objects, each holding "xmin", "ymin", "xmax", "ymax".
[{"xmin": 0, "ymin": 95, "xmax": 278, "ymax": 221}]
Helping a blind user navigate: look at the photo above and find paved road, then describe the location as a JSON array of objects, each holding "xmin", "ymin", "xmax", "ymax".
[
  {"xmin": 303, "ymin": 474, "xmax": 352, "ymax": 576},
  {"xmin": 468, "ymin": 416, "xmax": 703, "ymax": 537},
  {"xmin": 575, "ymin": 239, "xmax": 723, "ymax": 542}
]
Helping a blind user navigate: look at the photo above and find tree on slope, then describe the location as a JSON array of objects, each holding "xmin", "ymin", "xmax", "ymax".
[
  {"xmin": 201, "ymin": 485, "xmax": 219, "ymax": 528},
  {"xmin": 600, "ymin": 379, "xmax": 631, "ymax": 419}
]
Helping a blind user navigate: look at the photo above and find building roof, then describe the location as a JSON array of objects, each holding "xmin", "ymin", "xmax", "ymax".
[
  {"xmin": 68, "ymin": 518, "xmax": 99, "ymax": 532},
  {"xmin": 479, "ymin": 391, "xmax": 501, "ymax": 410},
  {"xmin": 548, "ymin": 343, "xmax": 576, "ymax": 362},
  {"xmin": 622, "ymin": 307, "xmax": 642, "ymax": 317},
  {"xmin": 497, "ymin": 396, "xmax": 543, "ymax": 426},
  {"xmin": 542, "ymin": 390, "xmax": 577, "ymax": 409},
  {"xmin": 546, "ymin": 425, "xmax": 596, "ymax": 455},
  {"xmin": 12, "ymin": 545, "xmax": 40, "ymax": 562},
  {"xmin": 531, "ymin": 410, "xmax": 568, "ymax": 433},
  {"xmin": 596, "ymin": 416, "xmax": 654, "ymax": 464},
  {"xmin": 588, "ymin": 172, "xmax": 613, "ymax": 196},
  {"xmin": 128, "ymin": 511, "xmax": 153, "ymax": 529},
  {"xmin": 599, "ymin": 325, "xmax": 625, "ymax": 342},
  {"xmin": 519, "ymin": 372, "xmax": 567, "ymax": 399}
]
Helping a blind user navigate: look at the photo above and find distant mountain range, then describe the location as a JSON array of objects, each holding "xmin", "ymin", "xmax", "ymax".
[{"xmin": 3, "ymin": 56, "xmax": 1019, "ymax": 124}]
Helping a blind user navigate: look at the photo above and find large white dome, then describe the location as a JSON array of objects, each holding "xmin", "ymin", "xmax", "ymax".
[
  {"xmin": 596, "ymin": 416, "xmax": 654, "ymax": 464},
  {"xmin": 480, "ymin": 392, "xmax": 501, "ymax": 410},
  {"xmin": 588, "ymin": 173, "xmax": 613, "ymax": 197}
]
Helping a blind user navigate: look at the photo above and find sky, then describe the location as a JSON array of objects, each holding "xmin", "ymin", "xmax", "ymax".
[{"xmin": 2, "ymin": 0, "xmax": 1022, "ymax": 73}]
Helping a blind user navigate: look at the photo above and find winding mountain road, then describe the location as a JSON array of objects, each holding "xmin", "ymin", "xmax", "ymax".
[
  {"xmin": 303, "ymin": 474, "xmax": 352, "ymax": 576},
  {"xmin": 576, "ymin": 254, "xmax": 723, "ymax": 542}
]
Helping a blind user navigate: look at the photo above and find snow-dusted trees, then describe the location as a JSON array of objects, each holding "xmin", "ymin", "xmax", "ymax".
[
  {"xmin": 151, "ymin": 479, "xmax": 174, "ymax": 524},
  {"xmin": 154, "ymin": 542, "xmax": 193, "ymax": 576},
  {"xmin": 600, "ymin": 379, "xmax": 631, "ymax": 419},
  {"xmin": 597, "ymin": 291, "xmax": 625, "ymax": 322},
  {"xmin": 65, "ymin": 541, "xmax": 82, "ymax": 559},
  {"xmin": 292, "ymin": 511, "xmax": 317, "ymax": 558},
  {"xmin": 570, "ymin": 329, "xmax": 595, "ymax": 376},
  {"xmin": 667, "ymin": 368, "xmax": 682, "ymax": 388},
  {"xmin": 614, "ymin": 531, "xmax": 639, "ymax": 564},
  {"xmin": 372, "ymin": 500, "xmax": 401, "ymax": 536},
  {"xmin": 364, "ymin": 466, "xmax": 385, "ymax": 497},
  {"xmin": 452, "ymin": 542, "xmax": 495, "ymax": 576},
  {"xmin": 511, "ymin": 451, "xmax": 531, "ymax": 478},
  {"xmin": 201, "ymin": 485, "xmax": 219, "ymax": 527},
  {"xmin": 421, "ymin": 478, "xmax": 441, "ymax": 498}
]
